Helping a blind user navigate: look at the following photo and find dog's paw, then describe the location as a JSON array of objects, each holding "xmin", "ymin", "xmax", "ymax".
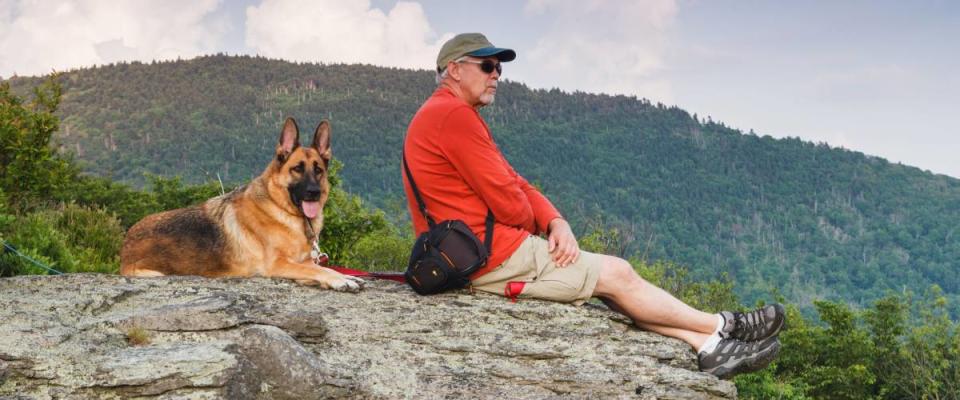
[
  {"xmin": 329, "ymin": 275, "xmax": 365, "ymax": 292},
  {"xmin": 346, "ymin": 275, "xmax": 366, "ymax": 287}
]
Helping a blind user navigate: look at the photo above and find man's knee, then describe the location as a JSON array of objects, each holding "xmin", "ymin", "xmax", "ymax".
[{"xmin": 595, "ymin": 255, "xmax": 643, "ymax": 297}]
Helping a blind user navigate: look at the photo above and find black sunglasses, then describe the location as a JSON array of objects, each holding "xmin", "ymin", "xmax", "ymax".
[{"xmin": 459, "ymin": 59, "xmax": 502, "ymax": 75}]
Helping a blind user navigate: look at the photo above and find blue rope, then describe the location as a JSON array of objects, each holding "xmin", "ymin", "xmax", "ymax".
[{"xmin": 1, "ymin": 239, "xmax": 63, "ymax": 275}]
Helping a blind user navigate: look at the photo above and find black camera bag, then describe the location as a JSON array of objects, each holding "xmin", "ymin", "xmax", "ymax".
[{"xmin": 402, "ymin": 152, "xmax": 493, "ymax": 295}]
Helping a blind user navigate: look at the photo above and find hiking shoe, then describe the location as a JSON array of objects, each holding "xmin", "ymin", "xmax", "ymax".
[
  {"xmin": 720, "ymin": 303, "xmax": 786, "ymax": 342},
  {"xmin": 698, "ymin": 336, "xmax": 781, "ymax": 379}
]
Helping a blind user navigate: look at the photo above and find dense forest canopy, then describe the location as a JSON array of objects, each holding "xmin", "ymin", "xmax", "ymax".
[{"xmin": 6, "ymin": 55, "xmax": 960, "ymax": 315}]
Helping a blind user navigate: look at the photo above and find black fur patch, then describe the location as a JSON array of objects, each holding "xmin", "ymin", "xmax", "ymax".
[{"xmin": 155, "ymin": 206, "xmax": 225, "ymax": 251}]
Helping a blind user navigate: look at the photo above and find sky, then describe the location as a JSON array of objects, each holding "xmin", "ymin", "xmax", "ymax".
[{"xmin": 2, "ymin": 0, "xmax": 958, "ymax": 178}]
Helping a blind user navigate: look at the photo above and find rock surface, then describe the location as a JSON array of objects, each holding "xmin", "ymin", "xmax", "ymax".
[{"xmin": 0, "ymin": 274, "xmax": 736, "ymax": 399}]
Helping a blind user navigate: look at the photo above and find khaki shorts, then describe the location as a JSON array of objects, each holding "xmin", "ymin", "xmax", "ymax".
[{"xmin": 471, "ymin": 235, "xmax": 603, "ymax": 305}]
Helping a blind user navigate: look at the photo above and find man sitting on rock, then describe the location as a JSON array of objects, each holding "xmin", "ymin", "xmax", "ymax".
[{"xmin": 402, "ymin": 32, "xmax": 785, "ymax": 379}]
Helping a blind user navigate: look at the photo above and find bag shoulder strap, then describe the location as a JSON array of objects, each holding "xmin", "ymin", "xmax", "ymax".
[
  {"xmin": 402, "ymin": 149, "xmax": 435, "ymax": 227},
  {"xmin": 403, "ymin": 148, "xmax": 494, "ymax": 255},
  {"xmin": 483, "ymin": 208, "xmax": 493, "ymax": 255}
]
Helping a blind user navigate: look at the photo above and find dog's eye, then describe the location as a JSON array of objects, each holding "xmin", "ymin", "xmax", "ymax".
[
  {"xmin": 314, "ymin": 165, "xmax": 323, "ymax": 175},
  {"xmin": 292, "ymin": 162, "xmax": 305, "ymax": 173}
]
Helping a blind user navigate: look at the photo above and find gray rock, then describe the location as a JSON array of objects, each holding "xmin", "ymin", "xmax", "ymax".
[{"xmin": 0, "ymin": 274, "xmax": 736, "ymax": 399}]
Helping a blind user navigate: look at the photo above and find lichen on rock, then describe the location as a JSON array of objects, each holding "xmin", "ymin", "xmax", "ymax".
[{"xmin": 0, "ymin": 274, "xmax": 736, "ymax": 399}]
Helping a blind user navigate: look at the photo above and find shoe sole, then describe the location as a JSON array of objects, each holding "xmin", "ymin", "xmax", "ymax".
[{"xmin": 706, "ymin": 339, "xmax": 781, "ymax": 380}]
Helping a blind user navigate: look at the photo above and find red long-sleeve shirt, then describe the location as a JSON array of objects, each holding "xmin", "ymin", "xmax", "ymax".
[{"xmin": 403, "ymin": 87, "xmax": 562, "ymax": 279}]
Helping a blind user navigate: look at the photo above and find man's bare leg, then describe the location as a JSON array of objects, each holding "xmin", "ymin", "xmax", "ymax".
[
  {"xmin": 599, "ymin": 297, "xmax": 711, "ymax": 348},
  {"xmin": 592, "ymin": 255, "xmax": 718, "ymax": 349}
]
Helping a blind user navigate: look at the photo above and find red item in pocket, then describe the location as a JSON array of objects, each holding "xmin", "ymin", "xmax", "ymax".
[{"xmin": 504, "ymin": 281, "xmax": 526, "ymax": 303}]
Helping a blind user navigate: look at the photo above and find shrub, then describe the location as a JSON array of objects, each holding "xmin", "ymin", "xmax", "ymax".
[
  {"xmin": 342, "ymin": 227, "xmax": 411, "ymax": 271},
  {"xmin": 0, "ymin": 202, "xmax": 123, "ymax": 275}
]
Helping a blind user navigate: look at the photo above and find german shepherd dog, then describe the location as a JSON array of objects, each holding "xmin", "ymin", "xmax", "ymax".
[{"xmin": 120, "ymin": 118, "xmax": 364, "ymax": 292}]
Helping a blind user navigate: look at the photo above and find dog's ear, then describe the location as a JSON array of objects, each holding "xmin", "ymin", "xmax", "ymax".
[
  {"xmin": 312, "ymin": 120, "xmax": 332, "ymax": 163},
  {"xmin": 276, "ymin": 117, "xmax": 300, "ymax": 163}
]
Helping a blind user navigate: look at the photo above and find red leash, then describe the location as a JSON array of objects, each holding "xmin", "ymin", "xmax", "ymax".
[
  {"xmin": 314, "ymin": 252, "xmax": 406, "ymax": 283},
  {"xmin": 327, "ymin": 265, "xmax": 406, "ymax": 283},
  {"xmin": 322, "ymin": 254, "xmax": 525, "ymax": 303}
]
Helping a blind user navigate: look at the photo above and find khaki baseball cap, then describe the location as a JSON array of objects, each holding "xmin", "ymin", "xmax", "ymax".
[{"xmin": 436, "ymin": 33, "xmax": 516, "ymax": 72}]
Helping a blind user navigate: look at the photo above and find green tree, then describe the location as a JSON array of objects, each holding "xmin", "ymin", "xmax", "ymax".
[
  {"xmin": 893, "ymin": 286, "xmax": 960, "ymax": 398},
  {"xmin": 0, "ymin": 77, "xmax": 73, "ymax": 210}
]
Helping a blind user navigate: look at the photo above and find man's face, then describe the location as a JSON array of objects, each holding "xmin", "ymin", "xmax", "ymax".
[{"xmin": 455, "ymin": 56, "xmax": 501, "ymax": 108}]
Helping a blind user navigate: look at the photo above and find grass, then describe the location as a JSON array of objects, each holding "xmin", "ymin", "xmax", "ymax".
[{"xmin": 125, "ymin": 326, "xmax": 151, "ymax": 346}]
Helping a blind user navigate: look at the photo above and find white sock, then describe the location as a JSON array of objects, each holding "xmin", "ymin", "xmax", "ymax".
[
  {"xmin": 698, "ymin": 332, "xmax": 722, "ymax": 354},
  {"xmin": 697, "ymin": 315, "xmax": 727, "ymax": 354}
]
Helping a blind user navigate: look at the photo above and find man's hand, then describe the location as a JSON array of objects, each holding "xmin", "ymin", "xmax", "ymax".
[{"xmin": 547, "ymin": 218, "xmax": 580, "ymax": 267}]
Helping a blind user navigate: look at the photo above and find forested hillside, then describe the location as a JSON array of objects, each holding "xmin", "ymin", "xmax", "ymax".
[{"xmin": 7, "ymin": 55, "xmax": 960, "ymax": 314}]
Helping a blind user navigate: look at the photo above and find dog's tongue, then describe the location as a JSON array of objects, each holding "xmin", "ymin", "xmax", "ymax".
[{"xmin": 301, "ymin": 201, "xmax": 320, "ymax": 219}]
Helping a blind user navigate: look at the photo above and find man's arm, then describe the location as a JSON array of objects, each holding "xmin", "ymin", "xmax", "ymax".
[
  {"xmin": 438, "ymin": 107, "xmax": 580, "ymax": 266},
  {"xmin": 437, "ymin": 107, "xmax": 535, "ymax": 228},
  {"xmin": 509, "ymin": 163, "xmax": 580, "ymax": 267},
  {"xmin": 512, "ymin": 173, "xmax": 559, "ymax": 234}
]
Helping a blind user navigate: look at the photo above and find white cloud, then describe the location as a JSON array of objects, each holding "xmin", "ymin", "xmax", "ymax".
[
  {"xmin": 0, "ymin": 0, "xmax": 228, "ymax": 78},
  {"xmin": 245, "ymin": 0, "xmax": 449, "ymax": 70},
  {"xmin": 516, "ymin": 0, "xmax": 677, "ymax": 102}
]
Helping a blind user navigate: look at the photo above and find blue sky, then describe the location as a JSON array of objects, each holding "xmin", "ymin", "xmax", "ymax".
[{"xmin": 2, "ymin": 0, "xmax": 958, "ymax": 178}]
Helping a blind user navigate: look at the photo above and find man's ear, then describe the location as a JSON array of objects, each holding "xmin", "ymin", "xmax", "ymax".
[
  {"xmin": 446, "ymin": 61, "xmax": 461, "ymax": 81},
  {"xmin": 277, "ymin": 117, "xmax": 300, "ymax": 163},
  {"xmin": 312, "ymin": 120, "xmax": 331, "ymax": 163}
]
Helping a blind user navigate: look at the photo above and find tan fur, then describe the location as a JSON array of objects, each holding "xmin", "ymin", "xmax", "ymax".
[{"xmin": 120, "ymin": 118, "xmax": 363, "ymax": 292}]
